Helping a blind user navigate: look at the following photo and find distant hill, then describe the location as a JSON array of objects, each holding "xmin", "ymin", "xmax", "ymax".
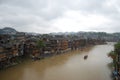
[
  {"xmin": 0, "ymin": 27, "xmax": 120, "ymax": 41},
  {"xmin": 0, "ymin": 27, "xmax": 17, "ymax": 35}
]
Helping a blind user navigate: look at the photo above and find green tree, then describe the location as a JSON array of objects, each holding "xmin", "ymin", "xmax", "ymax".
[
  {"xmin": 37, "ymin": 40, "xmax": 45, "ymax": 48},
  {"xmin": 36, "ymin": 40, "xmax": 46, "ymax": 57},
  {"xmin": 114, "ymin": 42, "xmax": 120, "ymax": 54},
  {"xmin": 113, "ymin": 42, "xmax": 120, "ymax": 70}
]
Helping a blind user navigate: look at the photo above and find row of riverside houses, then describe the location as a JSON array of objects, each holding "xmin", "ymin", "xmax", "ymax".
[{"xmin": 0, "ymin": 33, "xmax": 106, "ymax": 69}]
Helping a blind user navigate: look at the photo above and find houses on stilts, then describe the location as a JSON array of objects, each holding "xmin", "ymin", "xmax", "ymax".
[{"xmin": 0, "ymin": 33, "xmax": 105, "ymax": 69}]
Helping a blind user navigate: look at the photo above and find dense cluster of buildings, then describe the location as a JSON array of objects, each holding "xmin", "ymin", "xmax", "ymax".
[{"xmin": 0, "ymin": 32, "xmax": 106, "ymax": 69}]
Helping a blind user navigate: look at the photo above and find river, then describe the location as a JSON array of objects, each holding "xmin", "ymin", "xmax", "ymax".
[{"xmin": 0, "ymin": 43, "xmax": 114, "ymax": 80}]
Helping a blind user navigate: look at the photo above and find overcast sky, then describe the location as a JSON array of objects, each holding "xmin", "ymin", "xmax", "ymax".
[{"xmin": 0, "ymin": 0, "xmax": 120, "ymax": 33}]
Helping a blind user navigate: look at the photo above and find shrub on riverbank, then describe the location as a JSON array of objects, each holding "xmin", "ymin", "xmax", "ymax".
[{"xmin": 108, "ymin": 51, "xmax": 116, "ymax": 59}]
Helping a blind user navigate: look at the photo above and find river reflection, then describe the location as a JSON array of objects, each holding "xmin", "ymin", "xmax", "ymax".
[{"xmin": 0, "ymin": 44, "xmax": 114, "ymax": 80}]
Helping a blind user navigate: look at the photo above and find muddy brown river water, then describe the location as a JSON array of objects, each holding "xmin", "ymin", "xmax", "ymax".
[{"xmin": 0, "ymin": 43, "xmax": 114, "ymax": 80}]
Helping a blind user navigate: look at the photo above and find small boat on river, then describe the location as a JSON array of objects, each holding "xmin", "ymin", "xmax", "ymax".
[{"xmin": 84, "ymin": 55, "xmax": 88, "ymax": 60}]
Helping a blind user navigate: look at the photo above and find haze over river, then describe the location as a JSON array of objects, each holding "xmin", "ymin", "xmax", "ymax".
[{"xmin": 0, "ymin": 43, "xmax": 114, "ymax": 80}]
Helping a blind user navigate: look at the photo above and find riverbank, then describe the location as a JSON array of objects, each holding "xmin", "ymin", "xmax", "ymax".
[
  {"xmin": 0, "ymin": 44, "xmax": 94, "ymax": 70},
  {"xmin": 35, "ymin": 45, "xmax": 94, "ymax": 61},
  {"xmin": 108, "ymin": 42, "xmax": 120, "ymax": 80}
]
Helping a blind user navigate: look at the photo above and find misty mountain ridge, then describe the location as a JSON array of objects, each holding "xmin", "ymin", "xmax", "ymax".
[
  {"xmin": 0, "ymin": 27, "xmax": 120, "ymax": 37},
  {"xmin": 0, "ymin": 27, "xmax": 17, "ymax": 34}
]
